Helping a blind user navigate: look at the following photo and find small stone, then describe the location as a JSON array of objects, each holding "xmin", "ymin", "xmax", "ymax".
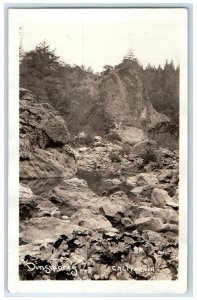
[
  {"xmin": 126, "ymin": 176, "xmax": 137, "ymax": 188},
  {"xmin": 61, "ymin": 215, "xmax": 69, "ymax": 220},
  {"xmin": 121, "ymin": 217, "xmax": 133, "ymax": 228},
  {"xmin": 130, "ymin": 186, "xmax": 144, "ymax": 196},
  {"xmin": 165, "ymin": 200, "xmax": 179, "ymax": 209},
  {"xmin": 104, "ymin": 178, "xmax": 121, "ymax": 185},
  {"xmin": 51, "ymin": 210, "xmax": 61, "ymax": 218},
  {"xmin": 104, "ymin": 231, "xmax": 120, "ymax": 238},
  {"xmin": 36, "ymin": 210, "xmax": 51, "ymax": 217},
  {"xmin": 78, "ymin": 147, "xmax": 88, "ymax": 153},
  {"xmin": 95, "ymin": 136, "xmax": 102, "ymax": 142}
]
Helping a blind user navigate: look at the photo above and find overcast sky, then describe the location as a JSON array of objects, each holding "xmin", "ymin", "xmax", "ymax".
[{"xmin": 20, "ymin": 8, "xmax": 186, "ymax": 72}]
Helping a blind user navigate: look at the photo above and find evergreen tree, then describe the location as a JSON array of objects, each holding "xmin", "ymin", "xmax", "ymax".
[{"xmin": 20, "ymin": 41, "xmax": 63, "ymax": 104}]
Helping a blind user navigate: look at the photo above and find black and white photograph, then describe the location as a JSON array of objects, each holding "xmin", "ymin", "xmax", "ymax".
[{"xmin": 7, "ymin": 6, "xmax": 188, "ymax": 294}]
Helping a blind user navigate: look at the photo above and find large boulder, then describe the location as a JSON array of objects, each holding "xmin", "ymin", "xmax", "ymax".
[
  {"xmin": 70, "ymin": 208, "xmax": 115, "ymax": 232},
  {"xmin": 19, "ymin": 184, "xmax": 36, "ymax": 220},
  {"xmin": 20, "ymin": 146, "xmax": 76, "ymax": 179},
  {"xmin": 160, "ymin": 223, "xmax": 179, "ymax": 233},
  {"xmin": 49, "ymin": 178, "xmax": 101, "ymax": 216},
  {"xmin": 131, "ymin": 206, "xmax": 178, "ymax": 224},
  {"xmin": 100, "ymin": 191, "xmax": 131, "ymax": 219},
  {"xmin": 19, "ymin": 183, "xmax": 60, "ymax": 221},
  {"xmin": 20, "ymin": 88, "xmax": 70, "ymax": 148},
  {"xmin": 130, "ymin": 185, "xmax": 154, "ymax": 199},
  {"xmin": 134, "ymin": 217, "xmax": 163, "ymax": 232},
  {"xmin": 151, "ymin": 188, "xmax": 176, "ymax": 207},
  {"xmin": 143, "ymin": 230, "xmax": 167, "ymax": 246},
  {"xmin": 19, "ymin": 88, "xmax": 76, "ymax": 178},
  {"xmin": 127, "ymin": 172, "xmax": 159, "ymax": 187},
  {"xmin": 101, "ymin": 203, "xmax": 125, "ymax": 218},
  {"xmin": 20, "ymin": 217, "xmax": 81, "ymax": 244}
]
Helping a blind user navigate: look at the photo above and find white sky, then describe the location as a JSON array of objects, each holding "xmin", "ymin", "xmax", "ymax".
[{"xmin": 19, "ymin": 8, "xmax": 186, "ymax": 72}]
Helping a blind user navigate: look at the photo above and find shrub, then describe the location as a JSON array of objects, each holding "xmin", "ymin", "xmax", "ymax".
[
  {"xmin": 109, "ymin": 152, "xmax": 121, "ymax": 163},
  {"xmin": 141, "ymin": 146, "xmax": 157, "ymax": 165},
  {"xmin": 153, "ymin": 132, "xmax": 178, "ymax": 151},
  {"xmin": 119, "ymin": 144, "xmax": 131, "ymax": 156},
  {"xmin": 69, "ymin": 133, "xmax": 95, "ymax": 148},
  {"xmin": 83, "ymin": 133, "xmax": 95, "ymax": 146},
  {"xmin": 106, "ymin": 131, "xmax": 122, "ymax": 142},
  {"xmin": 147, "ymin": 122, "xmax": 179, "ymax": 151}
]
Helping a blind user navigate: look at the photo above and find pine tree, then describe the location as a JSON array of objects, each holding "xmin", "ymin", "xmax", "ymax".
[
  {"xmin": 20, "ymin": 41, "xmax": 62, "ymax": 104},
  {"xmin": 124, "ymin": 49, "xmax": 135, "ymax": 61}
]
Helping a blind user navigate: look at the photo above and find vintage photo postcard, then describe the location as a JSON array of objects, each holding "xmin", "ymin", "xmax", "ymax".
[{"xmin": 8, "ymin": 7, "xmax": 188, "ymax": 294}]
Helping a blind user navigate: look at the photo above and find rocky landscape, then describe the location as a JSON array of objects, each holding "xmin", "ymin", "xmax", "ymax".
[{"xmin": 19, "ymin": 87, "xmax": 179, "ymax": 280}]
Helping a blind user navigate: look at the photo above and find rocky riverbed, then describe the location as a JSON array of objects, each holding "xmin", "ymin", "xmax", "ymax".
[
  {"xmin": 19, "ymin": 88, "xmax": 179, "ymax": 280},
  {"xmin": 19, "ymin": 136, "xmax": 179, "ymax": 280}
]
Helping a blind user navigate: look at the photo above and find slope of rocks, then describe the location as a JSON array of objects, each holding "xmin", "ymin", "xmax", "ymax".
[{"xmin": 19, "ymin": 88, "xmax": 76, "ymax": 178}]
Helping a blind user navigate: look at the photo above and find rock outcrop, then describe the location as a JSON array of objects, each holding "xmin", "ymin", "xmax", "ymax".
[
  {"xmin": 19, "ymin": 88, "xmax": 76, "ymax": 178},
  {"xmin": 52, "ymin": 61, "xmax": 170, "ymax": 135},
  {"xmin": 97, "ymin": 63, "xmax": 169, "ymax": 130}
]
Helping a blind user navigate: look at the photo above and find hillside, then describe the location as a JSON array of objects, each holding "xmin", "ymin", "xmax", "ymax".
[{"xmin": 20, "ymin": 43, "xmax": 178, "ymax": 138}]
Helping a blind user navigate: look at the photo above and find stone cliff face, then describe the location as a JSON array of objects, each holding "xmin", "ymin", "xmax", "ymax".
[
  {"xmin": 97, "ymin": 63, "xmax": 169, "ymax": 130},
  {"xmin": 19, "ymin": 88, "xmax": 77, "ymax": 178},
  {"xmin": 70, "ymin": 62, "xmax": 170, "ymax": 134}
]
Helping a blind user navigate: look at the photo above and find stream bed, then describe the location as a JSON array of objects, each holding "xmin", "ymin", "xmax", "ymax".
[{"xmin": 21, "ymin": 170, "xmax": 138, "ymax": 199}]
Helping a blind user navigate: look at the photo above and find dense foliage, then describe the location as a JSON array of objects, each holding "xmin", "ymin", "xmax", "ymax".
[
  {"xmin": 19, "ymin": 229, "xmax": 178, "ymax": 280},
  {"xmin": 142, "ymin": 62, "xmax": 179, "ymax": 124}
]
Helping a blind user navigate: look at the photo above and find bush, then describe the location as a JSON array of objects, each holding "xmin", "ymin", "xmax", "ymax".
[
  {"xmin": 147, "ymin": 122, "xmax": 179, "ymax": 151},
  {"xmin": 69, "ymin": 133, "xmax": 95, "ymax": 148},
  {"xmin": 119, "ymin": 144, "xmax": 131, "ymax": 156},
  {"xmin": 141, "ymin": 146, "xmax": 157, "ymax": 165},
  {"xmin": 83, "ymin": 133, "xmax": 95, "ymax": 146},
  {"xmin": 152, "ymin": 132, "xmax": 178, "ymax": 151},
  {"xmin": 109, "ymin": 152, "xmax": 121, "ymax": 163},
  {"xmin": 106, "ymin": 131, "xmax": 122, "ymax": 142}
]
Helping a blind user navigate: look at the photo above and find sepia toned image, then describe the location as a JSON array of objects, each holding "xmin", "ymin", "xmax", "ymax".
[{"xmin": 8, "ymin": 7, "xmax": 188, "ymax": 290}]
